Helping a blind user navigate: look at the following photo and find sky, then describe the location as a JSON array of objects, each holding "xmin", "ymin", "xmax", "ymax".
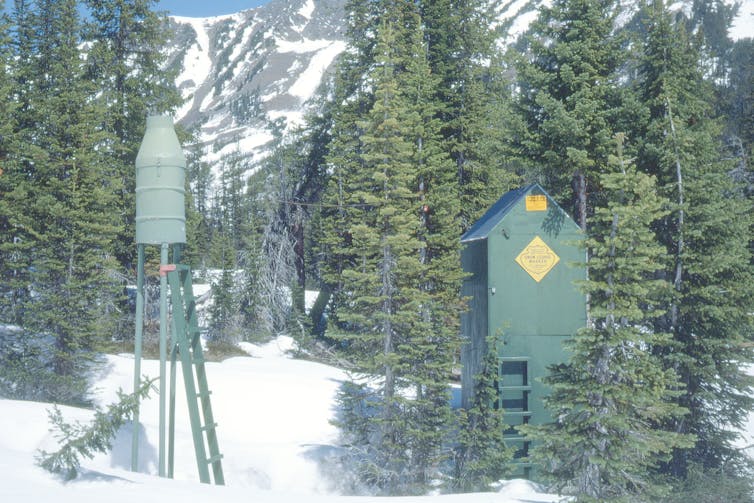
[{"xmin": 156, "ymin": 0, "xmax": 270, "ymax": 17}]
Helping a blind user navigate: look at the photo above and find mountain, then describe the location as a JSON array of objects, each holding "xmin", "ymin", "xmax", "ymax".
[
  {"xmin": 162, "ymin": 0, "xmax": 558, "ymax": 176},
  {"xmin": 164, "ymin": 0, "xmax": 347, "ymax": 172},
  {"xmin": 164, "ymin": 0, "xmax": 754, "ymax": 176}
]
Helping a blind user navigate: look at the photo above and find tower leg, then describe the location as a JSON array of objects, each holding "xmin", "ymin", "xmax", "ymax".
[
  {"xmin": 159, "ymin": 242, "xmax": 169, "ymax": 477},
  {"xmin": 131, "ymin": 244, "xmax": 145, "ymax": 472}
]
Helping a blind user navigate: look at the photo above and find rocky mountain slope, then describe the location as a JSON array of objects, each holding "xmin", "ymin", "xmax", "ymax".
[
  {"xmin": 164, "ymin": 0, "xmax": 347, "ymax": 170},
  {"xmin": 165, "ymin": 0, "xmax": 753, "ymax": 176}
]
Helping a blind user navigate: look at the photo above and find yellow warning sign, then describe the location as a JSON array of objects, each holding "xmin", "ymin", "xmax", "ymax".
[
  {"xmin": 525, "ymin": 195, "xmax": 547, "ymax": 211},
  {"xmin": 515, "ymin": 236, "xmax": 560, "ymax": 282}
]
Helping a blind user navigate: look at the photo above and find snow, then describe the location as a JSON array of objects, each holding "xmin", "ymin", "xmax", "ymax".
[
  {"xmin": 505, "ymin": 11, "xmax": 540, "ymax": 44},
  {"xmin": 199, "ymin": 88, "xmax": 216, "ymax": 113},
  {"xmin": 730, "ymin": 0, "xmax": 754, "ymax": 40},
  {"xmin": 276, "ymin": 37, "xmax": 337, "ymax": 54},
  {"xmin": 305, "ymin": 290, "xmax": 319, "ymax": 311},
  {"xmin": 175, "ymin": 17, "xmax": 214, "ymax": 119},
  {"xmin": 227, "ymin": 24, "xmax": 256, "ymax": 73},
  {"xmin": 299, "ymin": 0, "xmax": 315, "ymax": 20},
  {"xmin": 288, "ymin": 41, "xmax": 347, "ymax": 101},
  {"xmin": 202, "ymin": 128, "xmax": 276, "ymax": 165},
  {"xmin": 268, "ymin": 110, "xmax": 305, "ymax": 129},
  {"xmin": 0, "ymin": 335, "xmax": 562, "ymax": 502},
  {"xmin": 735, "ymin": 364, "xmax": 754, "ymax": 455},
  {"xmin": 493, "ymin": 0, "xmax": 754, "ymax": 43}
]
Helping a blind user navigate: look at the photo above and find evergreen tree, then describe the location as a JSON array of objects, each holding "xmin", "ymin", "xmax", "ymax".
[
  {"xmin": 724, "ymin": 38, "xmax": 754, "ymax": 194},
  {"xmin": 314, "ymin": 0, "xmax": 385, "ymax": 331},
  {"xmin": 453, "ymin": 337, "xmax": 511, "ymax": 492},
  {"xmin": 37, "ymin": 378, "xmax": 154, "ymax": 480},
  {"xmin": 205, "ymin": 149, "xmax": 252, "ymax": 341},
  {"xmin": 82, "ymin": 0, "xmax": 181, "ymax": 268},
  {"xmin": 524, "ymin": 143, "xmax": 691, "ymax": 501},
  {"xmin": 207, "ymin": 232, "xmax": 240, "ymax": 343},
  {"xmin": 420, "ymin": 0, "xmax": 520, "ymax": 230},
  {"xmin": 393, "ymin": 0, "xmax": 465, "ymax": 488},
  {"xmin": 0, "ymin": 0, "xmax": 24, "ymax": 326},
  {"xmin": 237, "ymin": 181, "xmax": 264, "ymax": 337},
  {"xmin": 183, "ymin": 136, "xmax": 214, "ymax": 269},
  {"xmin": 332, "ymin": 11, "xmax": 427, "ymax": 489},
  {"xmin": 512, "ymin": 0, "xmax": 629, "ymax": 230},
  {"xmin": 0, "ymin": 0, "xmax": 48, "ymax": 329},
  {"xmin": 3, "ymin": 0, "xmax": 122, "ymax": 404},
  {"xmin": 636, "ymin": 0, "xmax": 754, "ymax": 476},
  {"xmin": 325, "ymin": 0, "xmax": 463, "ymax": 492}
]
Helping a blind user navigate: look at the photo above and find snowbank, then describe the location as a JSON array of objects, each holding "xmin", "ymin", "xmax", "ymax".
[{"xmin": 0, "ymin": 336, "xmax": 560, "ymax": 502}]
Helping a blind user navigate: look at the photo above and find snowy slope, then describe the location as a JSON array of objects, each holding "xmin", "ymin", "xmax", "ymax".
[
  {"xmin": 165, "ymin": 0, "xmax": 346, "ymax": 174},
  {"xmin": 0, "ymin": 336, "xmax": 561, "ymax": 502},
  {"xmin": 166, "ymin": 0, "xmax": 753, "ymax": 183},
  {"xmin": 731, "ymin": 0, "xmax": 754, "ymax": 40}
]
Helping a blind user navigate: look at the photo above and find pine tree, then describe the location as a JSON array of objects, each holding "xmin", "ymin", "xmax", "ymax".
[
  {"xmin": 724, "ymin": 38, "xmax": 754, "ymax": 194},
  {"xmin": 37, "ymin": 378, "xmax": 154, "ymax": 480},
  {"xmin": 183, "ymin": 136, "xmax": 214, "ymax": 269},
  {"xmin": 82, "ymin": 0, "xmax": 181, "ymax": 269},
  {"xmin": 392, "ymin": 0, "xmax": 465, "ymax": 488},
  {"xmin": 0, "ymin": 1, "xmax": 24, "ymax": 326},
  {"xmin": 453, "ymin": 337, "xmax": 511, "ymax": 492},
  {"xmin": 636, "ymin": 0, "xmax": 754, "ymax": 476},
  {"xmin": 512, "ymin": 0, "xmax": 630, "ymax": 230},
  {"xmin": 524, "ymin": 142, "xmax": 692, "ymax": 501},
  {"xmin": 325, "ymin": 0, "xmax": 463, "ymax": 493},
  {"xmin": 0, "ymin": 0, "xmax": 47, "ymax": 329},
  {"xmin": 208, "ymin": 232, "xmax": 240, "ymax": 343},
  {"xmin": 314, "ymin": 0, "xmax": 385, "ymax": 331},
  {"xmin": 3, "ymin": 0, "xmax": 122, "ymax": 404},
  {"xmin": 334, "ymin": 15, "xmax": 428, "ymax": 487},
  {"xmin": 420, "ymin": 0, "xmax": 520, "ymax": 230}
]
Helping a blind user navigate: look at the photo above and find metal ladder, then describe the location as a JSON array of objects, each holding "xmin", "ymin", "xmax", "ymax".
[
  {"xmin": 166, "ymin": 263, "xmax": 225, "ymax": 485},
  {"xmin": 499, "ymin": 356, "xmax": 532, "ymax": 476}
]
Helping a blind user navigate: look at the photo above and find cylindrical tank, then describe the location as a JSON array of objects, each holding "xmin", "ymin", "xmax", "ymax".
[{"xmin": 135, "ymin": 115, "xmax": 186, "ymax": 244}]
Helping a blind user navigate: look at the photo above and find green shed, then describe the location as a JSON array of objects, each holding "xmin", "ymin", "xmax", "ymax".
[{"xmin": 460, "ymin": 184, "xmax": 586, "ymax": 461}]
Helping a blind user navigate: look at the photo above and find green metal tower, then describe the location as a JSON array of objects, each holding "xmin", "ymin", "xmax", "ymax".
[
  {"xmin": 131, "ymin": 115, "xmax": 224, "ymax": 485},
  {"xmin": 460, "ymin": 184, "xmax": 586, "ymax": 474}
]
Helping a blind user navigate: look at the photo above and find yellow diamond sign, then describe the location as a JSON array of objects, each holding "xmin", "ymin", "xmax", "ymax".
[{"xmin": 515, "ymin": 236, "xmax": 560, "ymax": 282}]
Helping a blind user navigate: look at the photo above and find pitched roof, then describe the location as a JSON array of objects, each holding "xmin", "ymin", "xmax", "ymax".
[{"xmin": 461, "ymin": 183, "xmax": 541, "ymax": 243}]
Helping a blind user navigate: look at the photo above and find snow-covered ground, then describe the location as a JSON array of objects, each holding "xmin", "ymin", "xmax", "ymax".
[{"xmin": 0, "ymin": 336, "xmax": 560, "ymax": 503}]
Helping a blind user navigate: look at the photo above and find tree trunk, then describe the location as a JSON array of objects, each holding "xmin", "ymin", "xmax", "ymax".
[
  {"xmin": 666, "ymin": 97, "xmax": 684, "ymax": 332},
  {"xmin": 573, "ymin": 170, "xmax": 587, "ymax": 231}
]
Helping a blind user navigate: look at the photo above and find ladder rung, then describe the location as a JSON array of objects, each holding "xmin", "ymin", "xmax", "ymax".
[
  {"xmin": 201, "ymin": 422, "xmax": 218, "ymax": 432},
  {"xmin": 197, "ymin": 390, "xmax": 212, "ymax": 398},
  {"xmin": 206, "ymin": 454, "xmax": 223, "ymax": 464},
  {"xmin": 500, "ymin": 385, "xmax": 532, "ymax": 391},
  {"xmin": 504, "ymin": 411, "xmax": 533, "ymax": 417}
]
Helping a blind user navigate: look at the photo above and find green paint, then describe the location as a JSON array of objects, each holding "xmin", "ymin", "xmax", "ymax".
[
  {"xmin": 460, "ymin": 184, "xmax": 586, "ymax": 464},
  {"xmin": 135, "ymin": 115, "xmax": 186, "ymax": 245},
  {"xmin": 131, "ymin": 244, "xmax": 145, "ymax": 472},
  {"xmin": 168, "ymin": 264, "xmax": 225, "ymax": 485},
  {"xmin": 131, "ymin": 116, "xmax": 223, "ymax": 485},
  {"xmin": 158, "ymin": 243, "xmax": 169, "ymax": 477}
]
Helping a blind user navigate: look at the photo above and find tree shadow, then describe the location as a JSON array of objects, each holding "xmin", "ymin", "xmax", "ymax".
[{"xmin": 108, "ymin": 422, "xmax": 158, "ymax": 474}]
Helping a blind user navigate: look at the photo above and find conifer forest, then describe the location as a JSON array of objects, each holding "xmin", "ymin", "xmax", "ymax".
[{"xmin": 1, "ymin": 0, "xmax": 753, "ymax": 501}]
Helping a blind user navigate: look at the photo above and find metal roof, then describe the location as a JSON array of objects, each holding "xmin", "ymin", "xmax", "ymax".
[{"xmin": 461, "ymin": 183, "xmax": 542, "ymax": 243}]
